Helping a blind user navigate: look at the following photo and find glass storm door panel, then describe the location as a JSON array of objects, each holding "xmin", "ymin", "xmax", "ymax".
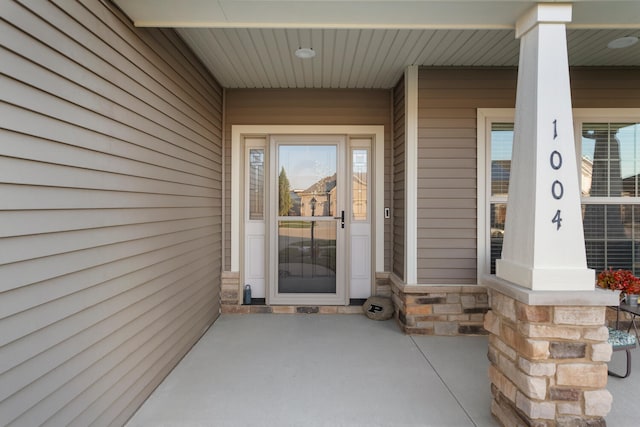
[
  {"xmin": 274, "ymin": 141, "xmax": 344, "ymax": 301},
  {"xmin": 278, "ymin": 220, "xmax": 337, "ymax": 293}
]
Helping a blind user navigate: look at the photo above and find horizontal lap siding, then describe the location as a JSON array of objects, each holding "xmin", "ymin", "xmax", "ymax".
[
  {"xmin": 417, "ymin": 68, "xmax": 516, "ymax": 284},
  {"xmin": 0, "ymin": 1, "xmax": 222, "ymax": 426},
  {"xmin": 570, "ymin": 68, "xmax": 640, "ymax": 108},
  {"xmin": 224, "ymin": 88, "xmax": 392, "ymax": 271},
  {"xmin": 392, "ymin": 79, "xmax": 405, "ymax": 280},
  {"xmin": 416, "ymin": 67, "xmax": 640, "ymax": 285}
]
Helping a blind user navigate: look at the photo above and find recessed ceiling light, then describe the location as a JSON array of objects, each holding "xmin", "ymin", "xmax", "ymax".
[
  {"xmin": 295, "ymin": 47, "xmax": 316, "ymax": 59},
  {"xmin": 607, "ymin": 36, "xmax": 639, "ymax": 49}
]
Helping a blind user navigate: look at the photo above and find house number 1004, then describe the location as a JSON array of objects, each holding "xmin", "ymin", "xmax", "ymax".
[{"xmin": 551, "ymin": 119, "xmax": 563, "ymax": 230}]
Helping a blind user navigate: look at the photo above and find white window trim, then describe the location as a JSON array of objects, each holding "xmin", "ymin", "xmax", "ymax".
[
  {"xmin": 477, "ymin": 108, "xmax": 515, "ymax": 279},
  {"xmin": 405, "ymin": 65, "xmax": 419, "ymax": 285},
  {"xmin": 478, "ymin": 108, "xmax": 640, "ymax": 280}
]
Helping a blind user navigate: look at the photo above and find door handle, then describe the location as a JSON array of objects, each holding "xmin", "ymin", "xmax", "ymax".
[{"xmin": 333, "ymin": 210, "xmax": 345, "ymax": 229}]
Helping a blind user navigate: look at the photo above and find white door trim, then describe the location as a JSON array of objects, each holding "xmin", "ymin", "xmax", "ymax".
[{"xmin": 231, "ymin": 125, "xmax": 385, "ymax": 282}]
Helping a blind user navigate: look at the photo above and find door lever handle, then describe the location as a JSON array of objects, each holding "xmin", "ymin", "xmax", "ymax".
[{"xmin": 333, "ymin": 210, "xmax": 345, "ymax": 228}]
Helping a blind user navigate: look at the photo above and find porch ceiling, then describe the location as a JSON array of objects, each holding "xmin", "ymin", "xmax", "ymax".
[{"xmin": 114, "ymin": 1, "xmax": 640, "ymax": 88}]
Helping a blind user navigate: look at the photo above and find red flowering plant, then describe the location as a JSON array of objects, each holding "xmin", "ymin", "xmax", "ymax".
[{"xmin": 597, "ymin": 268, "xmax": 640, "ymax": 300}]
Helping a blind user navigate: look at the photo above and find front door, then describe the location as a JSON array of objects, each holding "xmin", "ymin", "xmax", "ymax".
[
  {"xmin": 240, "ymin": 130, "xmax": 376, "ymax": 306},
  {"xmin": 269, "ymin": 136, "xmax": 347, "ymax": 304}
]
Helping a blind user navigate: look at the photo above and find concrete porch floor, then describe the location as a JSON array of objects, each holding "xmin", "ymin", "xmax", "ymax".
[{"xmin": 126, "ymin": 314, "xmax": 639, "ymax": 426}]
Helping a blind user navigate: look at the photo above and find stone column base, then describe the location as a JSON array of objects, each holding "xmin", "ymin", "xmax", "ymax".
[{"xmin": 484, "ymin": 276, "xmax": 618, "ymax": 427}]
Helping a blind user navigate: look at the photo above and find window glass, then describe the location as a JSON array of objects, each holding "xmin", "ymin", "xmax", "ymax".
[
  {"xmin": 249, "ymin": 148, "xmax": 265, "ymax": 220},
  {"xmin": 582, "ymin": 122, "xmax": 640, "ymax": 273},
  {"xmin": 581, "ymin": 123, "xmax": 640, "ymax": 197},
  {"xmin": 491, "ymin": 123, "xmax": 514, "ymax": 198},
  {"xmin": 490, "ymin": 203, "xmax": 507, "ymax": 275},
  {"xmin": 352, "ymin": 149, "xmax": 368, "ymax": 221},
  {"xmin": 584, "ymin": 204, "xmax": 639, "ymax": 273},
  {"xmin": 278, "ymin": 145, "xmax": 337, "ymax": 218},
  {"xmin": 489, "ymin": 123, "xmax": 513, "ymax": 274},
  {"xmin": 488, "ymin": 120, "xmax": 640, "ymax": 275}
]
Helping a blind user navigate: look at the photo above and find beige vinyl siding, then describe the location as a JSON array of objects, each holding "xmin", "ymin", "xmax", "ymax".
[
  {"xmin": 570, "ymin": 68, "xmax": 640, "ymax": 108},
  {"xmin": 417, "ymin": 68, "xmax": 517, "ymax": 284},
  {"xmin": 392, "ymin": 78, "xmax": 405, "ymax": 280},
  {"xmin": 224, "ymin": 88, "xmax": 393, "ymax": 271},
  {"xmin": 416, "ymin": 67, "xmax": 640, "ymax": 285},
  {"xmin": 1, "ymin": 1, "xmax": 222, "ymax": 426}
]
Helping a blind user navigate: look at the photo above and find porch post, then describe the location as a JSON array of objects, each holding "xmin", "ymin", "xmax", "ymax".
[
  {"xmin": 486, "ymin": 4, "xmax": 618, "ymax": 426},
  {"xmin": 496, "ymin": 3, "xmax": 593, "ymax": 291}
]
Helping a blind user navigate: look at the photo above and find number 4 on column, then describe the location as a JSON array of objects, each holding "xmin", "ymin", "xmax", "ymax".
[{"xmin": 552, "ymin": 209, "xmax": 562, "ymax": 230}]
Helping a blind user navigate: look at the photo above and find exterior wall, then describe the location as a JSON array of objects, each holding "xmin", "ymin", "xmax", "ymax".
[
  {"xmin": 571, "ymin": 67, "xmax": 640, "ymax": 108},
  {"xmin": 392, "ymin": 78, "xmax": 406, "ymax": 280},
  {"xmin": 417, "ymin": 68, "xmax": 517, "ymax": 284},
  {"xmin": 0, "ymin": 1, "xmax": 223, "ymax": 425},
  {"xmin": 396, "ymin": 66, "xmax": 640, "ymax": 335},
  {"xmin": 416, "ymin": 66, "xmax": 640, "ymax": 286},
  {"xmin": 224, "ymin": 88, "xmax": 393, "ymax": 272}
]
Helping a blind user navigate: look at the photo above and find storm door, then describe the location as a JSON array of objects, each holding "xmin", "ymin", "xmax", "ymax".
[{"xmin": 269, "ymin": 136, "xmax": 347, "ymax": 305}]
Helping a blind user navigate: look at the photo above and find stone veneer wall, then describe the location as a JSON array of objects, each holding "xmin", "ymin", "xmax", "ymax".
[
  {"xmin": 485, "ymin": 289, "xmax": 612, "ymax": 427},
  {"xmin": 222, "ymin": 304, "xmax": 364, "ymax": 314},
  {"xmin": 391, "ymin": 279, "xmax": 490, "ymax": 335},
  {"xmin": 221, "ymin": 271, "xmax": 241, "ymax": 309},
  {"xmin": 375, "ymin": 272, "xmax": 392, "ymax": 298},
  {"xmin": 220, "ymin": 271, "xmax": 392, "ymax": 314}
]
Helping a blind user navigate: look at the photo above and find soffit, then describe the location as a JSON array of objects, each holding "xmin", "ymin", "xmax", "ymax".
[
  {"xmin": 177, "ymin": 27, "xmax": 640, "ymax": 88},
  {"xmin": 113, "ymin": 1, "xmax": 640, "ymax": 88},
  {"xmin": 114, "ymin": 1, "xmax": 640, "ymax": 29}
]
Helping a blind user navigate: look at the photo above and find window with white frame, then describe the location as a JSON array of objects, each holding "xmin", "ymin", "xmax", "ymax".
[
  {"xmin": 581, "ymin": 121, "xmax": 640, "ymax": 273},
  {"xmin": 488, "ymin": 122, "xmax": 514, "ymax": 274},
  {"xmin": 484, "ymin": 111, "xmax": 640, "ymax": 276}
]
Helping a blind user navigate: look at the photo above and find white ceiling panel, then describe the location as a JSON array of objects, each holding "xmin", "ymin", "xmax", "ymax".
[
  {"xmin": 569, "ymin": 29, "xmax": 640, "ymax": 65},
  {"xmin": 112, "ymin": 1, "xmax": 640, "ymax": 89},
  {"xmin": 176, "ymin": 27, "xmax": 640, "ymax": 88}
]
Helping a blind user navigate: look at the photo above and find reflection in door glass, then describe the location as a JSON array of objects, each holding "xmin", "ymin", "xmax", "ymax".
[
  {"xmin": 278, "ymin": 221, "xmax": 337, "ymax": 293},
  {"xmin": 278, "ymin": 145, "xmax": 337, "ymax": 217}
]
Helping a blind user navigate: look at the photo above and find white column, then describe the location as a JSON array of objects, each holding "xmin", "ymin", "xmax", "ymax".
[
  {"xmin": 496, "ymin": 4, "xmax": 594, "ymax": 291},
  {"xmin": 405, "ymin": 65, "xmax": 418, "ymax": 285}
]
